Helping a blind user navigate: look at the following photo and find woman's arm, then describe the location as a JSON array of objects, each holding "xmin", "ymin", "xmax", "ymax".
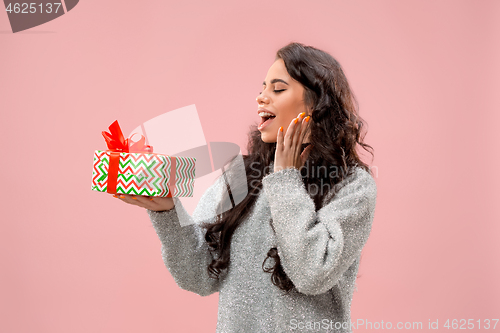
[
  {"xmin": 147, "ymin": 174, "xmax": 226, "ymax": 297},
  {"xmin": 261, "ymin": 166, "xmax": 377, "ymax": 296}
]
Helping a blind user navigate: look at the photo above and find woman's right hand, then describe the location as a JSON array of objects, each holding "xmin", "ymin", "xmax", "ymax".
[{"xmin": 111, "ymin": 194, "xmax": 175, "ymax": 212}]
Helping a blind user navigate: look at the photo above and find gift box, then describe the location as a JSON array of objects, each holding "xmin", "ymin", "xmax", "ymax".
[{"xmin": 91, "ymin": 120, "xmax": 196, "ymax": 197}]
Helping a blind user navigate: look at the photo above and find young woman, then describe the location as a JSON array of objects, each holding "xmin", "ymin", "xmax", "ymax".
[{"xmin": 115, "ymin": 42, "xmax": 377, "ymax": 333}]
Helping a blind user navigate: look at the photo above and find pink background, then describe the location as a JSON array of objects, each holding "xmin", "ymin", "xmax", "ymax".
[{"xmin": 1, "ymin": 0, "xmax": 499, "ymax": 332}]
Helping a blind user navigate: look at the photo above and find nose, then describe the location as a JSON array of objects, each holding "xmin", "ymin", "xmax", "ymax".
[{"xmin": 256, "ymin": 90, "xmax": 269, "ymax": 105}]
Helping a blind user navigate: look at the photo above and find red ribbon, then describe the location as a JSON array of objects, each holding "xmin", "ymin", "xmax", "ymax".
[
  {"xmin": 102, "ymin": 120, "xmax": 153, "ymax": 153},
  {"xmin": 102, "ymin": 120, "xmax": 152, "ymax": 195},
  {"xmin": 101, "ymin": 120, "xmax": 177, "ymax": 197}
]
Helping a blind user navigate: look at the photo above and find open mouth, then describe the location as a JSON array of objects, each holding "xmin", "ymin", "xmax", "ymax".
[{"xmin": 259, "ymin": 115, "xmax": 276, "ymax": 127}]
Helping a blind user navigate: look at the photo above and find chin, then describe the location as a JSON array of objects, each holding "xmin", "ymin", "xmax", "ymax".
[{"xmin": 260, "ymin": 132, "xmax": 277, "ymax": 143}]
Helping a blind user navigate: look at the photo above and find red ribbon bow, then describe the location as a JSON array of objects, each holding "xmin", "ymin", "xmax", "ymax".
[
  {"xmin": 102, "ymin": 120, "xmax": 153, "ymax": 153},
  {"xmin": 102, "ymin": 120, "xmax": 156, "ymax": 195}
]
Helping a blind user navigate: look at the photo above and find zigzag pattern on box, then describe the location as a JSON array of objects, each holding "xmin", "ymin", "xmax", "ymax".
[
  {"xmin": 91, "ymin": 150, "xmax": 110, "ymax": 192},
  {"xmin": 115, "ymin": 152, "xmax": 170, "ymax": 196},
  {"xmin": 91, "ymin": 150, "xmax": 169, "ymax": 195},
  {"xmin": 173, "ymin": 156, "xmax": 196, "ymax": 197},
  {"xmin": 91, "ymin": 150, "xmax": 196, "ymax": 197}
]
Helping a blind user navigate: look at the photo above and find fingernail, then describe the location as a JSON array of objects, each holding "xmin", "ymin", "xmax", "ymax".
[
  {"xmin": 113, "ymin": 194, "xmax": 118, "ymax": 198},
  {"xmin": 132, "ymin": 197, "xmax": 137, "ymax": 200},
  {"xmin": 280, "ymin": 126, "xmax": 283, "ymax": 132},
  {"xmin": 300, "ymin": 112, "xmax": 305, "ymax": 118},
  {"xmin": 149, "ymin": 197, "xmax": 154, "ymax": 201},
  {"xmin": 305, "ymin": 116, "xmax": 310, "ymax": 122},
  {"xmin": 119, "ymin": 195, "xmax": 125, "ymax": 199},
  {"xmin": 294, "ymin": 118, "xmax": 298, "ymax": 124}
]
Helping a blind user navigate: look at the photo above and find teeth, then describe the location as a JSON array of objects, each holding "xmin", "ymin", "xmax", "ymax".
[{"xmin": 259, "ymin": 112, "xmax": 275, "ymax": 118}]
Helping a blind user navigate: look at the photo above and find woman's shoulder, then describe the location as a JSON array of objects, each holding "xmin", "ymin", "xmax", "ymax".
[
  {"xmin": 344, "ymin": 165, "xmax": 377, "ymax": 193},
  {"xmin": 353, "ymin": 165, "xmax": 377, "ymax": 185},
  {"xmin": 323, "ymin": 165, "xmax": 377, "ymax": 204}
]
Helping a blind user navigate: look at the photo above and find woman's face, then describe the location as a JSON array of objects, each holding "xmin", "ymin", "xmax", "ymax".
[{"xmin": 256, "ymin": 58, "xmax": 312, "ymax": 143}]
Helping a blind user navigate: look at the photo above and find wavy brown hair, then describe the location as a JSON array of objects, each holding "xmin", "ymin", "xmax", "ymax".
[{"xmin": 201, "ymin": 42, "xmax": 374, "ymax": 292}]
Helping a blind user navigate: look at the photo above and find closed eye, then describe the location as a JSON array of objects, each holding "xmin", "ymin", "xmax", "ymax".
[{"xmin": 258, "ymin": 89, "xmax": 286, "ymax": 94}]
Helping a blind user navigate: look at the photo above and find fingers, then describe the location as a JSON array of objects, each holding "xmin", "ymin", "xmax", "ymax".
[
  {"xmin": 276, "ymin": 125, "xmax": 284, "ymax": 151},
  {"xmin": 299, "ymin": 114, "xmax": 310, "ymax": 150},
  {"xmin": 292, "ymin": 112, "xmax": 305, "ymax": 148},
  {"xmin": 284, "ymin": 112, "xmax": 310, "ymax": 151},
  {"xmin": 113, "ymin": 194, "xmax": 142, "ymax": 206},
  {"xmin": 275, "ymin": 111, "xmax": 311, "ymax": 172},
  {"xmin": 112, "ymin": 194, "xmax": 159, "ymax": 210},
  {"xmin": 284, "ymin": 115, "xmax": 297, "ymax": 147},
  {"xmin": 294, "ymin": 112, "xmax": 310, "ymax": 154}
]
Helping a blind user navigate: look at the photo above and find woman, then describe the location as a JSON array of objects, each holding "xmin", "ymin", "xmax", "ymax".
[{"xmin": 115, "ymin": 42, "xmax": 377, "ymax": 333}]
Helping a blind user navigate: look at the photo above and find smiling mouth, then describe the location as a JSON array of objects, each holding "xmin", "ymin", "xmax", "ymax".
[{"xmin": 259, "ymin": 115, "xmax": 276, "ymax": 127}]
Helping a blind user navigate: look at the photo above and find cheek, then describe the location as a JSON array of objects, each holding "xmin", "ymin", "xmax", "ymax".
[
  {"xmin": 278, "ymin": 113, "xmax": 297, "ymax": 129},
  {"xmin": 279, "ymin": 95, "xmax": 302, "ymax": 119}
]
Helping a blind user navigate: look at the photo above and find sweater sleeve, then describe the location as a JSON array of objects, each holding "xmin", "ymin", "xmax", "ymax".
[
  {"xmin": 146, "ymin": 174, "xmax": 227, "ymax": 297},
  {"xmin": 261, "ymin": 166, "xmax": 377, "ymax": 296}
]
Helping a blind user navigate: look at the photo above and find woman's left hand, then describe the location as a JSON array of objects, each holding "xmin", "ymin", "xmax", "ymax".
[{"xmin": 274, "ymin": 112, "xmax": 313, "ymax": 173}]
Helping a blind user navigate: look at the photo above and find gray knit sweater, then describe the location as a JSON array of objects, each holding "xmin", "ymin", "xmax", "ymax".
[{"xmin": 147, "ymin": 161, "xmax": 377, "ymax": 333}]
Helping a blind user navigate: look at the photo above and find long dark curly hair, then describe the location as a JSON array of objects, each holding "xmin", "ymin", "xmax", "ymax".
[{"xmin": 201, "ymin": 42, "xmax": 374, "ymax": 292}]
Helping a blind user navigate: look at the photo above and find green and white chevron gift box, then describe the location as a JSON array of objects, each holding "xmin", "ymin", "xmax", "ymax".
[
  {"xmin": 91, "ymin": 120, "xmax": 196, "ymax": 197},
  {"xmin": 91, "ymin": 151, "xmax": 196, "ymax": 197}
]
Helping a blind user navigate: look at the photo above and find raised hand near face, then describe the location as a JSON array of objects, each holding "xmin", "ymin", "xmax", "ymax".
[{"xmin": 273, "ymin": 112, "xmax": 313, "ymax": 173}]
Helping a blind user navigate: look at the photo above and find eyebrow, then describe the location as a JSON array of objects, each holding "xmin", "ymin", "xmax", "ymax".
[{"xmin": 262, "ymin": 78, "xmax": 289, "ymax": 86}]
